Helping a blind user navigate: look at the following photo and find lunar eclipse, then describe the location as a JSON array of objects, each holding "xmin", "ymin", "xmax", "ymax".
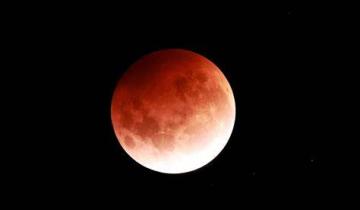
[{"xmin": 111, "ymin": 49, "xmax": 236, "ymax": 173}]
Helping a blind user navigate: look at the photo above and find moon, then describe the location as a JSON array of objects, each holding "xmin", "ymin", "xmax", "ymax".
[{"xmin": 111, "ymin": 49, "xmax": 235, "ymax": 174}]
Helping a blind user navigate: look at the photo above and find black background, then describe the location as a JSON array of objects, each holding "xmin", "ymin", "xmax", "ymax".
[{"xmin": 7, "ymin": 2, "xmax": 343, "ymax": 205}]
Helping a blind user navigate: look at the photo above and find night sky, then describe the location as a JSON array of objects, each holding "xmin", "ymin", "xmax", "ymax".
[{"xmin": 9, "ymin": 2, "xmax": 340, "ymax": 205}]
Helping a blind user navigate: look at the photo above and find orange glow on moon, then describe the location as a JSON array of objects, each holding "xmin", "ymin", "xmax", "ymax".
[{"xmin": 111, "ymin": 49, "xmax": 235, "ymax": 173}]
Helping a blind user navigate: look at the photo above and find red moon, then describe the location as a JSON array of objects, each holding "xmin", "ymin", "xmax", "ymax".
[{"xmin": 111, "ymin": 49, "xmax": 235, "ymax": 173}]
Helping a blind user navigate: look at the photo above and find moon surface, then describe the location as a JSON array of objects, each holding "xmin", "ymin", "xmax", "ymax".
[{"xmin": 111, "ymin": 49, "xmax": 235, "ymax": 173}]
